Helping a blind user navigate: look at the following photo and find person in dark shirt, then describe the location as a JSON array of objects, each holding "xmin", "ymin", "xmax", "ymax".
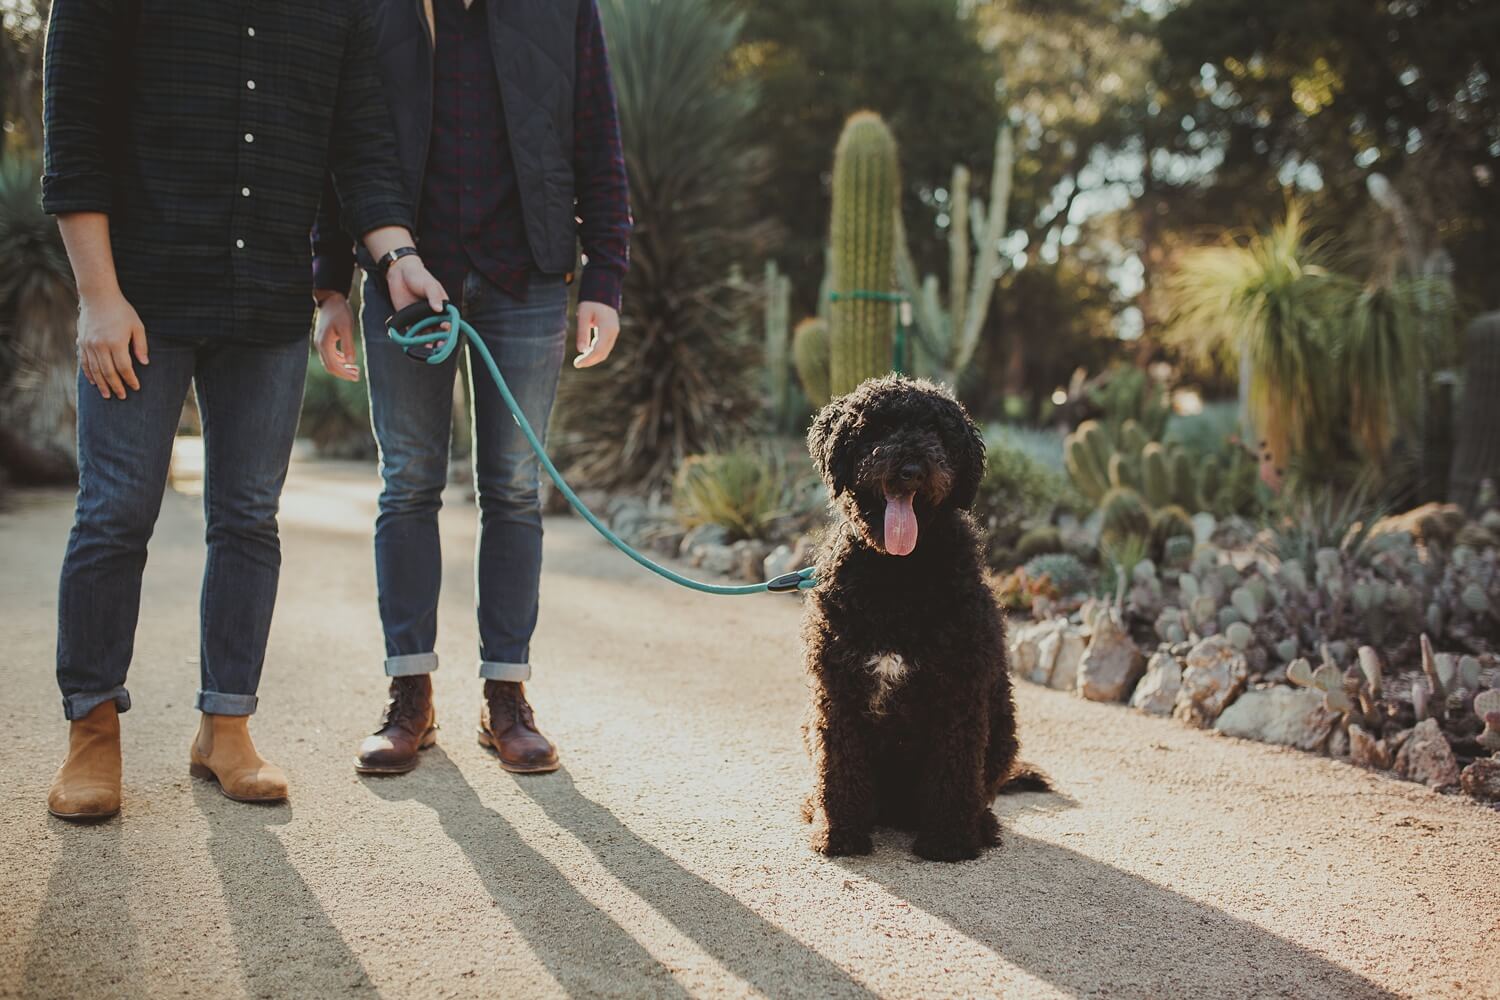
[
  {"xmin": 310, "ymin": 0, "xmax": 630, "ymax": 777},
  {"xmin": 41, "ymin": 0, "xmax": 449, "ymax": 821}
]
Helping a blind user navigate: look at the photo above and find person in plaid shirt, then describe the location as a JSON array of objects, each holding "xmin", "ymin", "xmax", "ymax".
[{"xmin": 311, "ymin": 0, "xmax": 631, "ymax": 777}]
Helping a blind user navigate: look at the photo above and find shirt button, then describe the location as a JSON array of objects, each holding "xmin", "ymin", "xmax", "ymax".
[
  {"xmin": 244, "ymin": 132, "xmax": 254, "ymax": 143},
  {"xmin": 246, "ymin": 80, "xmax": 256, "ymax": 90},
  {"xmin": 235, "ymin": 239, "xmax": 245, "ymax": 249},
  {"xmin": 241, "ymin": 187, "xmax": 251, "ymax": 197}
]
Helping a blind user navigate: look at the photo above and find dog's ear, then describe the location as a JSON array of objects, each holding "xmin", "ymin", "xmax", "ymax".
[
  {"xmin": 807, "ymin": 397, "xmax": 858, "ymax": 496},
  {"xmin": 937, "ymin": 395, "xmax": 986, "ymax": 510}
]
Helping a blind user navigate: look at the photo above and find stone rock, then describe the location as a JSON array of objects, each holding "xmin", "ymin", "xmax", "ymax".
[
  {"xmin": 680, "ymin": 523, "xmax": 730, "ymax": 558},
  {"xmin": 1173, "ymin": 635, "xmax": 1249, "ymax": 728},
  {"xmin": 1459, "ymin": 757, "xmax": 1500, "ymax": 801},
  {"xmin": 1393, "ymin": 718, "xmax": 1460, "ymax": 789},
  {"xmin": 1008, "ymin": 619, "xmax": 1083, "ymax": 689},
  {"xmin": 791, "ymin": 533, "xmax": 820, "ymax": 570},
  {"xmin": 763, "ymin": 544, "xmax": 797, "ymax": 582},
  {"xmin": 1078, "ymin": 611, "xmax": 1144, "ymax": 702},
  {"xmin": 731, "ymin": 539, "xmax": 773, "ymax": 581},
  {"xmin": 1348, "ymin": 723, "xmax": 1392, "ymax": 770},
  {"xmin": 1213, "ymin": 686, "xmax": 1334, "ymax": 752},
  {"xmin": 1327, "ymin": 725, "xmax": 1349, "ymax": 759},
  {"xmin": 1130, "ymin": 651, "xmax": 1182, "ymax": 716},
  {"xmin": 692, "ymin": 543, "xmax": 737, "ymax": 576}
]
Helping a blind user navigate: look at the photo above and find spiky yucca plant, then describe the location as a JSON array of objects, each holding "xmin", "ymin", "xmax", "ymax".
[
  {"xmin": 553, "ymin": 0, "xmax": 770, "ymax": 493},
  {"xmin": 0, "ymin": 156, "xmax": 78, "ymax": 482},
  {"xmin": 1165, "ymin": 203, "xmax": 1451, "ymax": 478}
]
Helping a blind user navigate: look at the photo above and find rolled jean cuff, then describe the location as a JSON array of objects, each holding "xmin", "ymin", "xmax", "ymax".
[
  {"xmin": 386, "ymin": 652, "xmax": 439, "ymax": 677},
  {"xmin": 478, "ymin": 660, "xmax": 531, "ymax": 682},
  {"xmin": 196, "ymin": 691, "xmax": 258, "ymax": 716},
  {"xmin": 63, "ymin": 686, "xmax": 131, "ymax": 721}
]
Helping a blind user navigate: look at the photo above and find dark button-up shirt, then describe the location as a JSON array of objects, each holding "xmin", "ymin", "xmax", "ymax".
[
  {"xmin": 311, "ymin": 0, "xmax": 630, "ymax": 311},
  {"xmin": 42, "ymin": 0, "xmax": 411, "ymax": 343}
]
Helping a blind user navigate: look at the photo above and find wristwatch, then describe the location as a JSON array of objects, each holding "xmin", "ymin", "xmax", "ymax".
[{"xmin": 377, "ymin": 246, "xmax": 421, "ymax": 275}]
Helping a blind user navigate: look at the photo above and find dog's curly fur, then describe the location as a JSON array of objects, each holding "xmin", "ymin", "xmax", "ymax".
[{"xmin": 799, "ymin": 375, "xmax": 1042, "ymax": 862}]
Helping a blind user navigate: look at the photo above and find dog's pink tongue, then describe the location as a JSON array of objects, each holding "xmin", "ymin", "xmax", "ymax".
[{"xmin": 884, "ymin": 493, "xmax": 918, "ymax": 556}]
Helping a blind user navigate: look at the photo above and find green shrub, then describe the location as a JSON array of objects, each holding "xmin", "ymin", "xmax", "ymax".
[
  {"xmin": 1022, "ymin": 552, "xmax": 1092, "ymax": 596},
  {"xmin": 1016, "ymin": 525, "xmax": 1063, "ymax": 561},
  {"xmin": 973, "ymin": 441, "xmax": 1078, "ymax": 559},
  {"xmin": 673, "ymin": 444, "xmax": 818, "ymax": 541}
]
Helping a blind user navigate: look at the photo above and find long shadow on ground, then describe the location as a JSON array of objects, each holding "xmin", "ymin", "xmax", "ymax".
[
  {"xmin": 844, "ymin": 800, "xmax": 1400, "ymax": 1000},
  {"xmin": 515, "ymin": 767, "xmax": 876, "ymax": 1000},
  {"xmin": 365, "ymin": 750, "xmax": 691, "ymax": 999},
  {"xmin": 20, "ymin": 820, "xmax": 149, "ymax": 1000},
  {"xmin": 192, "ymin": 785, "xmax": 383, "ymax": 998}
]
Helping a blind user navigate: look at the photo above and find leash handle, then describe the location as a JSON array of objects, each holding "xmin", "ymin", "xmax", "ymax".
[{"xmin": 385, "ymin": 306, "xmax": 817, "ymax": 597}]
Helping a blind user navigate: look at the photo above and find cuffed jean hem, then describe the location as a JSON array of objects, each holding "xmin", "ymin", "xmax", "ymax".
[
  {"xmin": 386, "ymin": 652, "xmax": 439, "ymax": 677},
  {"xmin": 478, "ymin": 660, "xmax": 531, "ymax": 682},
  {"xmin": 195, "ymin": 691, "xmax": 259, "ymax": 716},
  {"xmin": 62, "ymin": 687, "xmax": 131, "ymax": 721}
]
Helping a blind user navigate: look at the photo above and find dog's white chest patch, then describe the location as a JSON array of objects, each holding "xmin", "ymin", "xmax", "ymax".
[{"xmin": 866, "ymin": 652, "xmax": 910, "ymax": 715}]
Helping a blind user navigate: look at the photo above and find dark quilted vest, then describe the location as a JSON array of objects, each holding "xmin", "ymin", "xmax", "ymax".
[{"xmin": 369, "ymin": 0, "xmax": 580, "ymax": 272}]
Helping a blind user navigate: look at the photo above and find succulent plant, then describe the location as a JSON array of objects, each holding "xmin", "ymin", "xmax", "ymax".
[
  {"xmin": 1016, "ymin": 525, "xmax": 1064, "ymax": 561},
  {"xmin": 1022, "ymin": 552, "xmax": 1092, "ymax": 597},
  {"xmin": 1225, "ymin": 621, "xmax": 1253, "ymax": 651},
  {"xmin": 1100, "ymin": 486, "xmax": 1152, "ymax": 545},
  {"xmin": 791, "ymin": 317, "xmax": 831, "ymax": 407}
]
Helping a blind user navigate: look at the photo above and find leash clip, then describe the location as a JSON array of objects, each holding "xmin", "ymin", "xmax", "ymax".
[{"xmin": 766, "ymin": 571, "xmax": 808, "ymax": 594}]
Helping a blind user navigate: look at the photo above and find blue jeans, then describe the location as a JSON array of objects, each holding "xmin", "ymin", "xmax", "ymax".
[
  {"xmin": 361, "ymin": 269, "xmax": 568, "ymax": 681},
  {"xmin": 56, "ymin": 335, "xmax": 308, "ymax": 720}
]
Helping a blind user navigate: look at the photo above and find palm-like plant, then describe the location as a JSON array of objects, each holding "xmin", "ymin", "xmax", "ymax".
[
  {"xmin": 1165, "ymin": 202, "xmax": 1451, "ymax": 480},
  {"xmin": 0, "ymin": 155, "xmax": 78, "ymax": 482},
  {"xmin": 552, "ymin": 0, "xmax": 773, "ymax": 493}
]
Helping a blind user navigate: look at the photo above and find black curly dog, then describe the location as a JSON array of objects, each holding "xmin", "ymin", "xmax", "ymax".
[{"xmin": 800, "ymin": 375, "xmax": 1047, "ymax": 862}]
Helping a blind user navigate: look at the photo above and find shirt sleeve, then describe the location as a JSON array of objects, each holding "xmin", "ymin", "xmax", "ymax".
[
  {"xmin": 41, "ymin": 0, "xmax": 128, "ymax": 215},
  {"xmin": 311, "ymin": 170, "xmax": 358, "ymax": 296},
  {"xmin": 572, "ymin": 0, "xmax": 631, "ymax": 311},
  {"xmin": 327, "ymin": 1, "xmax": 413, "ymax": 240}
]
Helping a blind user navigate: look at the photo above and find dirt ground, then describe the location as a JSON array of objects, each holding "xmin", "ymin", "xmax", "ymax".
[{"xmin": 1, "ymin": 457, "xmax": 1497, "ymax": 999}]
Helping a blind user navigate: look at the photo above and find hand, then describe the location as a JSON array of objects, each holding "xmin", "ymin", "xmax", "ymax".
[
  {"xmin": 385, "ymin": 254, "xmax": 448, "ymax": 315},
  {"xmin": 573, "ymin": 300, "xmax": 620, "ymax": 369},
  {"xmin": 77, "ymin": 291, "xmax": 148, "ymax": 399},
  {"xmin": 313, "ymin": 292, "xmax": 359, "ymax": 382}
]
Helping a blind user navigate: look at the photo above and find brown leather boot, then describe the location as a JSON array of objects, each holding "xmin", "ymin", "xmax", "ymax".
[
  {"xmin": 478, "ymin": 681, "xmax": 559, "ymax": 773},
  {"xmin": 355, "ymin": 675, "xmax": 438, "ymax": 774},
  {"xmin": 47, "ymin": 701, "xmax": 123, "ymax": 821},
  {"xmin": 188, "ymin": 713, "xmax": 288, "ymax": 802}
]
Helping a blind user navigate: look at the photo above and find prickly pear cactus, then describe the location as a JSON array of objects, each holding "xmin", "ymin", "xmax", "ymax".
[{"xmin": 828, "ymin": 111, "xmax": 900, "ymax": 397}]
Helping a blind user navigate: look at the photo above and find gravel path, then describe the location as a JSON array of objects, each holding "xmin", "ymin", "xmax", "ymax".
[{"xmin": 2, "ymin": 458, "xmax": 1496, "ymax": 999}]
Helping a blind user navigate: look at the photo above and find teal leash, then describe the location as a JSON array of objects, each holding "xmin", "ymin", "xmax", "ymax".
[{"xmin": 387, "ymin": 302, "xmax": 816, "ymax": 596}]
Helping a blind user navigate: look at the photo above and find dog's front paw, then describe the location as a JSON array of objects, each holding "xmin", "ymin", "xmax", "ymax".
[
  {"xmin": 912, "ymin": 831, "xmax": 982, "ymax": 863},
  {"xmin": 810, "ymin": 825, "xmax": 873, "ymax": 857},
  {"xmin": 979, "ymin": 809, "xmax": 1003, "ymax": 847}
]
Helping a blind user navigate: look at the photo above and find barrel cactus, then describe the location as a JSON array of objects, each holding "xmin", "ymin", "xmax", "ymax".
[
  {"xmin": 827, "ymin": 111, "xmax": 901, "ymax": 397},
  {"xmin": 792, "ymin": 317, "xmax": 831, "ymax": 407},
  {"xmin": 1100, "ymin": 486, "xmax": 1151, "ymax": 545}
]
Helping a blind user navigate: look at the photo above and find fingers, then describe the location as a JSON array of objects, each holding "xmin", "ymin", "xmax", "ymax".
[
  {"xmin": 130, "ymin": 323, "xmax": 149, "ymax": 367},
  {"xmin": 93, "ymin": 346, "xmax": 127, "ymax": 398},
  {"xmin": 80, "ymin": 348, "xmax": 108, "ymax": 397},
  {"xmin": 575, "ymin": 307, "xmax": 594, "ymax": 355},
  {"xmin": 424, "ymin": 271, "xmax": 447, "ymax": 313},
  {"xmin": 572, "ymin": 305, "xmax": 619, "ymax": 369},
  {"xmin": 110, "ymin": 340, "xmax": 140, "ymax": 392}
]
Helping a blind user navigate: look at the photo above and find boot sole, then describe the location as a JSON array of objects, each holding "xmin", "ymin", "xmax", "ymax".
[
  {"xmin": 188, "ymin": 762, "xmax": 288, "ymax": 803},
  {"xmin": 477, "ymin": 730, "xmax": 560, "ymax": 774},
  {"xmin": 353, "ymin": 729, "xmax": 439, "ymax": 775},
  {"xmin": 48, "ymin": 804, "xmax": 119, "ymax": 822}
]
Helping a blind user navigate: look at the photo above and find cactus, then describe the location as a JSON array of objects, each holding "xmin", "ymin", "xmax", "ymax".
[
  {"xmin": 1016, "ymin": 525, "xmax": 1063, "ymax": 561},
  {"xmin": 1162, "ymin": 534, "xmax": 1194, "ymax": 569},
  {"xmin": 828, "ymin": 112, "xmax": 900, "ymax": 397},
  {"xmin": 1022, "ymin": 552, "xmax": 1091, "ymax": 595},
  {"xmin": 1100, "ymin": 486, "xmax": 1151, "ymax": 544},
  {"xmin": 1140, "ymin": 442, "xmax": 1171, "ymax": 507},
  {"xmin": 1197, "ymin": 455, "xmax": 1221, "ymax": 510},
  {"xmin": 1150, "ymin": 504, "xmax": 1194, "ymax": 553},
  {"xmin": 1170, "ymin": 449, "xmax": 1197, "ymax": 509},
  {"xmin": 1065, "ymin": 431, "xmax": 1110, "ymax": 503},
  {"xmin": 1476, "ymin": 689, "xmax": 1500, "ymax": 751},
  {"xmin": 792, "ymin": 317, "xmax": 831, "ymax": 406},
  {"xmin": 1108, "ymin": 452, "xmax": 1140, "ymax": 492},
  {"xmin": 1449, "ymin": 312, "xmax": 1500, "ymax": 513},
  {"xmin": 764, "ymin": 261, "xmax": 792, "ymax": 426},
  {"xmin": 1226, "ymin": 621, "xmax": 1253, "ymax": 651},
  {"xmin": 1230, "ymin": 586, "xmax": 1260, "ymax": 624}
]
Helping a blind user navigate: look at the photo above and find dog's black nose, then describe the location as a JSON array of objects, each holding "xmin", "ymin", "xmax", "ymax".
[{"xmin": 899, "ymin": 462, "xmax": 920, "ymax": 482}]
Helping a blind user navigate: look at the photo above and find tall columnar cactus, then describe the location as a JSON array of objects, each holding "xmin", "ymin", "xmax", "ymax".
[
  {"xmin": 828, "ymin": 111, "xmax": 900, "ymax": 397},
  {"xmin": 763, "ymin": 260, "xmax": 792, "ymax": 428},
  {"xmin": 792, "ymin": 317, "xmax": 831, "ymax": 407},
  {"xmin": 1450, "ymin": 312, "xmax": 1500, "ymax": 512}
]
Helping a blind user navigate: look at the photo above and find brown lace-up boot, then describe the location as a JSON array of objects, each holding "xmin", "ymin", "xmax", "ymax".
[
  {"xmin": 355, "ymin": 675, "xmax": 438, "ymax": 774},
  {"xmin": 478, "ymin": 681, "xmax": 559, "ymax": 773}
]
